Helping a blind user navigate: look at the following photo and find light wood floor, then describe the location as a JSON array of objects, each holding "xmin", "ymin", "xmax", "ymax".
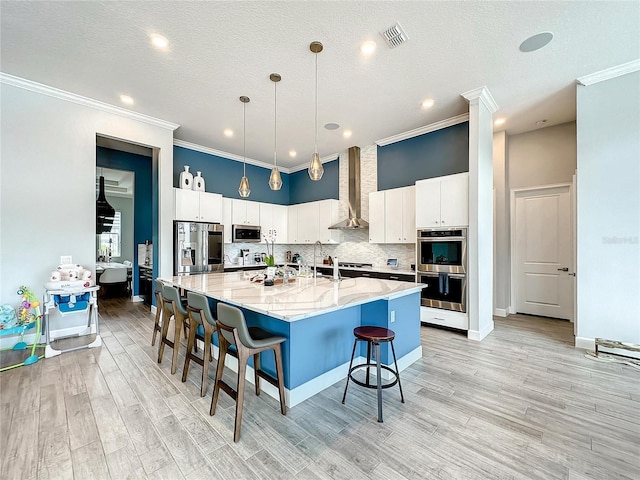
[{"xmin": 1, "ymin": 299, "xmax": 639, "ymax": 479}]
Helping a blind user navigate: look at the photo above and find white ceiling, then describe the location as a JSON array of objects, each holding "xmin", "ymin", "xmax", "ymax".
[{"xmin": 2, "ymin": 1, "xmax": 638, "ymax": 170}]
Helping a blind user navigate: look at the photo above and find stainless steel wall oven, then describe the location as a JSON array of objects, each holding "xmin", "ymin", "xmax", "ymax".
[{"xmin": 417, "ymin": 228, "xmax": 467, "ymax": 312}]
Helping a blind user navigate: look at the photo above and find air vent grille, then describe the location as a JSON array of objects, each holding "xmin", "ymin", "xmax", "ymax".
[{"xmin": 380, "ymin": 22, "xmax": 408, "ymax": 48}]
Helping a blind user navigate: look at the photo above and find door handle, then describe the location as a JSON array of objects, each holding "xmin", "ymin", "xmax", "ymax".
[
  {"xmin": 557, "ymin": 267, "xmax": 569, "ymax": 272},
  {"xmin": 569, "ymin": 272, "xmax": 576, "ymax": 276}
]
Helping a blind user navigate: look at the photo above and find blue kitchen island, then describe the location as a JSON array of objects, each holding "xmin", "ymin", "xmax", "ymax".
[{"xmin": 161, "ymin": 271, "xmax": 423, "ymax": 407}]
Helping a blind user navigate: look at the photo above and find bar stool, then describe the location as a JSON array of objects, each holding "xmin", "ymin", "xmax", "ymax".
[
  {"xmin": 157, "ymin": 284, "xmax": 189, "ymax": 375},
  {"xmin": 150, "ymin": 279, "xmax": 164, "ymax": 346},
  {"xmin": 183, "ymin": 292, "xmax": 217, "ymax": 396},
  {"xmin": 210, "ymin": 303, "xmax": 287, "ymax": 442},
  {"xmin": 342, "ymin": 326, "xmax": 404, "ymax": 422}
]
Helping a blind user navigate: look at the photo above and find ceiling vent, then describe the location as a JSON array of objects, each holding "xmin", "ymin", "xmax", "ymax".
[{"xmin": 380, "ymin": 22, "xmax": 408, "ymax": 48}]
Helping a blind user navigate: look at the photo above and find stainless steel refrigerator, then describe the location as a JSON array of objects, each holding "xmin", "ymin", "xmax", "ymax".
[{"xmin": 174, "ymin": 221, "xmax": 224, "ymax": 275}]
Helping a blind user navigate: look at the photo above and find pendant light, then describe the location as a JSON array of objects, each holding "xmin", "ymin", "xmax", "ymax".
[
  {"xmin": 238, "ymin": 96, "xmax": 251, "ymax": 198},
  {"xmin": 96, "ymin": 171, "xmax": 115, "ymax": 233},
  {"xmin": 269, "ymin": 73, "xmax": 283, "ymax": 191},
  {"xmin": 308, "ymin": 41, "xmax": 324, "ymax": 181}
]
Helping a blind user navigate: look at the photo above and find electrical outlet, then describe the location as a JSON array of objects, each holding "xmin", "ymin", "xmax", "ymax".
[
  {"xmin": 390, "ymin": 310, "xmax": 396, "ymax": 323},
  {"xmin": 60, "ymin": 255, "xmax": 72, "ymax": 265}
]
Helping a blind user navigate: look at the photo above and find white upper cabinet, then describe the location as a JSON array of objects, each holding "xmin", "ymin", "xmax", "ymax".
[
  {"xmin": 369, "ymin": 186, "xmax": 415, "ymax": 244},
  {"xmin": 287, "ymin": 205, "xmax": 298, "ymax": 244},
  {"xmin": 318, "ymin": 199, "xmax": 340, "ymax": 244},
  {"xmin": 296, "ymin": 202, "xmax": 320, "ymax": 244},
  {"xmin": 232, "ymin": 199, "xmax": 260, "ymax": 225},
  {"xmin": 174, "ymin": 188, "xmax": 222, "ymax": 223},
  {"xmin": 222, "ymin": 197, "xmax": 233, "ymax": 243},
  {"xmin": 260, "ymin": 203, "xmax": 288, "ymax": 244},
  {"xmin": 415, "ymin": 172, "xmax": 468, "ymax": 228}
]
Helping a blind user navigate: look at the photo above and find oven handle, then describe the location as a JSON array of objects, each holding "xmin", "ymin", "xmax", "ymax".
[
  {"xmin": 418, "ymin": 272, "xmax": 466, "ymax": 279},
  {"xmin": 416, "ymin": 236, "xmax": 466, "ymax": 241}
]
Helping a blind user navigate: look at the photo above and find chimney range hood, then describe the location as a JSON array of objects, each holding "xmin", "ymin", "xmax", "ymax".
[{"xmin": 329, "ymin": 146, "xmax": 369, "ymax": 229}]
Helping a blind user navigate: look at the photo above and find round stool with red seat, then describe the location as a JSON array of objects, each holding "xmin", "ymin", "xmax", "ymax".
[{"xmin": 341, "ymin": 325, "xmax": 404, "ymax": 422}]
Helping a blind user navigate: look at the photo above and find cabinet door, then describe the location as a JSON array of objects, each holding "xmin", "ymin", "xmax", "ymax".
[
  {"xmin": 222, "ymin": 198, "xmax": 233, "ymax": 243},
  {"xmin": 287, "ymin": 205, "xmax": 298, "ymax": 244},
  {"xmin": 231, "ymin": 199, "xmax": 246, "ymax": 224},
  {"xmin": 318, "ymin": 199, "xmax": 340, "ymax": 244},
  {"xmin": 246, "ymin": 201, "xmax": 261, "ymax": 225},
  {"xmin": 174, "ymin": 188, "xmax": 200, "ymax": 221},
  {"xmin": 198, "ymin": 192, "xmax": 222, "ymax": 223},
  {"xmin": 272, "ymin": 204, "xmax": 288, "ymax": 244},
  {"xmin": 402, "ymin": 186, "xmax": 416, "ymax": 243},
  {"xmin": 385, "ymin": 188, "xmax": 404, "ymax": 243},
  {"xmin": 415, "ymin": 178, "xmax": 441, "ymax": 228},
  {"xmin": 440, "ymin": 172, "xmax": 468, "ymax": 227},
  {"xmin": 368, "ymin": 191, "xmax": 385, "ymax": 243},
  {"xmin": 297, "ymin": 202, "xmax": 319, "ymax": 243},
  {"xmin": 259, "ymin": 203, "xmax": 273, "ymax": 234}
]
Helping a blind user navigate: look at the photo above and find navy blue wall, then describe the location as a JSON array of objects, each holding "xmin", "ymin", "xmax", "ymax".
[
  {"xmin": 97, "ymin": 147, "xmax": 154, "ymax": 295},
  {"xmin": 173, "ymin": 146, "xmax": 290, "ymax": 205},
  {"xmin": 377, "ymin": 122, "xmax": 469, "ymax": 190},
  {"xmin": 289, "ymin": 158, "xmax": 339, "ymax": 205}
]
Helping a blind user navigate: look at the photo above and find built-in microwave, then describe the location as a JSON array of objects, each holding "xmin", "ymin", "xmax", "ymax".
[
  {"xmin": 417, "ymin": 228, "xmax": 467, "ymax": 274},
  {"xmin": 232, "ymin": 224, "xmax": 261, "ymax": 243}
]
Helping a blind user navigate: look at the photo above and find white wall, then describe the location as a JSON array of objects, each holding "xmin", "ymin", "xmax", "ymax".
[
  {"xmin": 509, "ymin": 122, "xmax": 577, "ymax": 189},
  {"xmin": 493, "ymin": 131, "xmax": 509, "ymax": 315},
  {"xmin": 576, "ymin": 71, "xmax": 640, "ymax": 345},
  {"xmin": 0, "ymin": 79, "xmax": 176, "ymax": 330}
]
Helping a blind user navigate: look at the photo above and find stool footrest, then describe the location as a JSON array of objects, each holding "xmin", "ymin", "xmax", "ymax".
[{"xmin": 348, "ymin": 363, "xmax": 399, "ymax": 390}]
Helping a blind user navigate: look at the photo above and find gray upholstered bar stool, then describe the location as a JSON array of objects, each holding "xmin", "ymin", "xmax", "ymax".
[
  {"xmin": 183, "ymin": 292, "xmax": 217, "ymax": 396},
  {"xmin": 342, "ymin": 326, "xmax": 404, "ymax": 422},
  {"xmin": 210, "ymin": 303, "xmax": 287, "ymax": 442},
  {"xmin": 150, "ymin": 279, "xmax": 165, "ymax": 346},
  {"xmin": 157, "ymin": 284, "xmax": 189, "ymax": 375}
]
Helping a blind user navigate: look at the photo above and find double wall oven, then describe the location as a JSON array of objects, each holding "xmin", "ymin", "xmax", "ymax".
[{"xmin": 417, "ymin": 228, "xmax": 467, "ymax": 312}]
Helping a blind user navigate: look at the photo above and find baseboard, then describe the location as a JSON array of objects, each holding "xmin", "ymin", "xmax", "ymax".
[
  {"xmin": 494, "ymin": 308, "xmax": 508, "ymax": 317},
  {"xmin": 575, "ymin": 336, "xmax": 594, "ymax": 350},
  {"xmin": 150, "ymin": 305, "xmax": 157, "ymax": 315},
  {"xmin": 132, "ymin": 296, "xmax": 144, "ymax": 303},
  {"xmin": 468, "ymin": 320, "xmax": 495, "ymax": 341}
]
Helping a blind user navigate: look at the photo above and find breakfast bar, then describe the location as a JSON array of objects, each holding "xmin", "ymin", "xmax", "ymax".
[{"xmin": 161, "ymin": 271, "xmax": 423, "ymax": 407}]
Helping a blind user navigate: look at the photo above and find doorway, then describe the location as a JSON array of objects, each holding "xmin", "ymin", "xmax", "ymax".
[{"xmin": 511, "ymin": 184, "xmax": 574, "ymax": 321}]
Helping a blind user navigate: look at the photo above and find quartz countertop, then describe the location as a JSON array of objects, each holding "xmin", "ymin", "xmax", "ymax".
[{"xmin": 160, "ymin": 271, "xmax": 422, "ymax": 322}]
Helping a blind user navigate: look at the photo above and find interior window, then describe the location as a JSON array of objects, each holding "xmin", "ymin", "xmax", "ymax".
[{"xmin": 99, "ymin": 211, "xmax": 121, "ymax": 257}]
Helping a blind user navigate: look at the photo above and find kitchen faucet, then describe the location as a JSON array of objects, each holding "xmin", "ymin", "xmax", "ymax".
[{"xmin": 313, "ymin": 240, "xmax": 322, "ymax": 277}]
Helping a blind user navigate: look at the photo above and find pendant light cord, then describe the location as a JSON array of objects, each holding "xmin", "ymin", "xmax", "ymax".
[
  {"xmin": 274, "ymin": 79, "xmax": 278, "ymax": 167},
  {"xmin": 314, "ymin": 50, "xmax": 318, "ymax": 153},
  {"xmin": 243, "ymin": 101, "xmax": 247, "ymax": 176}
]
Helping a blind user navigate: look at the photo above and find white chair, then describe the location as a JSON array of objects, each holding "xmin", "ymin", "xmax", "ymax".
[{"xmin": 98, "ymin": 267, "xmax": 128, "ymax": 298}]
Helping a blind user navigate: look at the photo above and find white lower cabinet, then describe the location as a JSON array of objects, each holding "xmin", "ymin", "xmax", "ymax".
[{"xmin": 420, "ymin": 306, "xmax": 469, "ymax": 330}]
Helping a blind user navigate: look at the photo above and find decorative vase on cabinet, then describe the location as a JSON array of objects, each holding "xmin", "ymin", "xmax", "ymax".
[
  {"xmin": 179, "ymin": 166, "xmax": 193, "ymax": 189},
  {"xmin": 193, "ymin": 171, "xmax": 205, "ymax": 192}
]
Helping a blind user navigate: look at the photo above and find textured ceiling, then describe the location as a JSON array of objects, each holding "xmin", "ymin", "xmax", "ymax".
[{"xmin": 1, "ymin": 1, "xmax": 638, "ymax": 170}]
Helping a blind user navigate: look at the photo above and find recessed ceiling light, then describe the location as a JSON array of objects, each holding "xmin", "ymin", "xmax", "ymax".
[
  {"xmin": 422, "ymin": 98, "xmax": 435, "ymax": 109},
  {"xmin": 289, "ymin": 150, "xmax": 297, "ymax": 157},
  {"xmin": 343, "ymin": 130, "xmax": 352, "ymax": 139},
  {"xmin": 224, "ymin": 129, "xmax": 234, "ymax": 137},
  {"xmin": 360, "ymin": 40, "xmax": 376, "ymax": 56},
  {"xmin": 519, "ymin": 32, "xmax": 553, "ymax": 53},
  {"xmin": 324, "ymin": 122, "xmax": 340, "ymax": 130},
  {"xmin": 150, "ymin": 33, "xmax": 169, "ymax": 49},
  {"xmin": 494, "ymin": 117, "xmax": 506, "ymax": 126},
  {"xmin": 120, "ymin": 95, "xmax": 134, "ymax": 105},
  {"xmin": 536, "ymin": 119, "xmax": 548, "ymax": 127}
]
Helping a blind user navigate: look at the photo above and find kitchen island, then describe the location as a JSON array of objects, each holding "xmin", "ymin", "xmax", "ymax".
[{"xmin": 161, "ymin": 271, "xmax": 423, "ymax": 407}]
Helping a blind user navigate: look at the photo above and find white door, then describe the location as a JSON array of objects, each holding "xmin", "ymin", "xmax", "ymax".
[{"xmin": 514, "ymin": 185, "xmax": 573, "ymax": 319}]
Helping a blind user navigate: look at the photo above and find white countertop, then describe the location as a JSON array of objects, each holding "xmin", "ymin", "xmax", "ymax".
[
  {"xmin": 223, "ymin": 262, "xmax": 415, "ymax": 276},
  {"xmin": 160, "ymin": 271, "xmax": 422, "ymax": 322}
]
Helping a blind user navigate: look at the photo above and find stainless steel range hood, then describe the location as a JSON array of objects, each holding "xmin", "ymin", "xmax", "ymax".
[{"xmin": 329, "ymin": 146, "xmax": 369, "ymax": 229}]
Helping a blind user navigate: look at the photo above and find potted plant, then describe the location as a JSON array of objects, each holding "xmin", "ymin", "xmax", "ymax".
[{"xmin": 263, "ymin": 229, "xmax": 277, "ymax": 277}]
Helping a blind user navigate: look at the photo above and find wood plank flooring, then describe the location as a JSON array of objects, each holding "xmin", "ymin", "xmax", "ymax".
[{"xmin": 1, "ymin": 300, "xmax": 639, "ymax": 479}]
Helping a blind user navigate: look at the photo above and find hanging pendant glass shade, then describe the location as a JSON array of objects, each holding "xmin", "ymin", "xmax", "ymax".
[
  {"xmin": 268, "ymin": 167, "xmax": 283, "ymax": 190},
  {"xmin": 96, "ymin": 175, "xmax": 115, "ymax": 233},
  {"xmin": 308, "ymin": 41, "xmax": 324, "ymax": 181},
  {"xmin": 238, "ymin": 95, "xmax": 251, "ymax": 198},
  {"xmin": 308, "ymin": 152, "xmax": 324, "ymax": 181},
  {"xmin": 238, "ymin": 175, "xmax": 251, "ymax": 197}
]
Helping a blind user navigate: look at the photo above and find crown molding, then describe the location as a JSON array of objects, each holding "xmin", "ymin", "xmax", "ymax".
[
  {"xmin": 375, "ymin": 113, "xmax": 470, "ymax": 147},
  {"xmin": 0, "ymin": 72, "xmax": 180, "ymax": 131},
  {"xmin": 461, "ymin": 86, "xmax": 499, "ymax": 114},
  {"xmin": 173, "ymin": 139, "xmax": 293, "ymax": 173},
  {"xmin": 576, "ymin": 59, "xmax": 640, "ymax": 86},
  {"xmin": 287, "ymin": 154, "xmax": 340, "ymax": 173}
]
